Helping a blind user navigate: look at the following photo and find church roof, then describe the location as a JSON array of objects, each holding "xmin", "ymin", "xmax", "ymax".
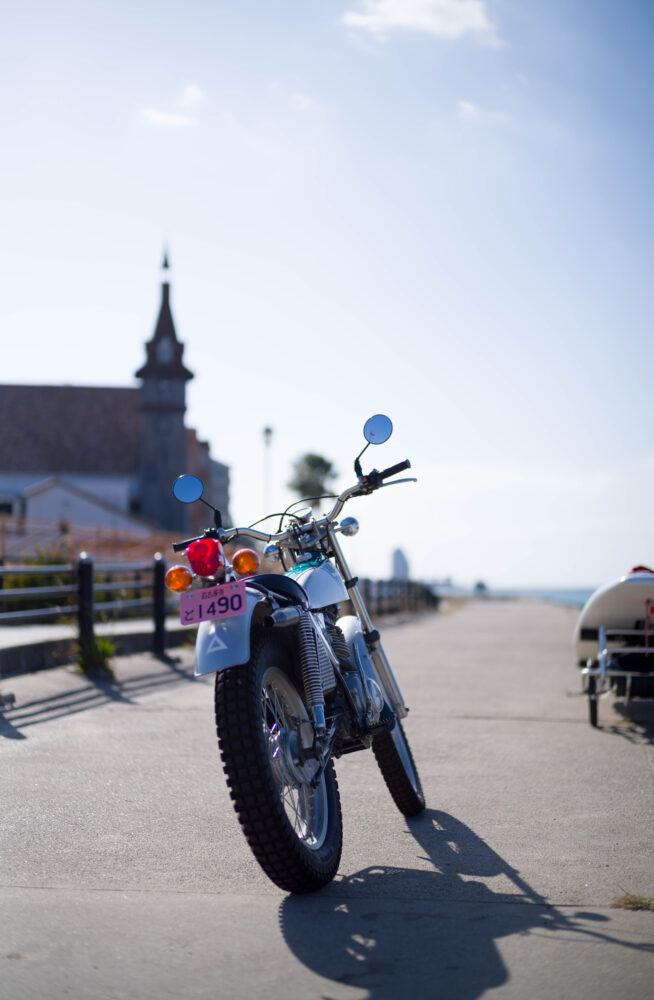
[
  {"xmin": 0, "ymin": 385, "xmax": 141, "ymax": 474},
  {"xmin": 23, "ymin": 475, "xmax": 153, "ymax": 526}
]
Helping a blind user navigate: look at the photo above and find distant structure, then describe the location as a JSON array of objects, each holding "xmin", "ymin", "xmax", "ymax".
[
  {"xmin": 392, "ymin": 548, "xmax": 410, "ymax": 581},
  {"xmin": 0, "ymin": 256, "xmax": 230, "ymax": 535}
]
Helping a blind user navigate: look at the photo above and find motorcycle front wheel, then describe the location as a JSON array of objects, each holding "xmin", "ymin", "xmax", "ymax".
[
  {"xmin": 373, "ymin": 719, "xmax": 426, "ymax": 816},
  {"xmin": 214, "ymin": 634, "xmax": 343, "ymax": 894}
]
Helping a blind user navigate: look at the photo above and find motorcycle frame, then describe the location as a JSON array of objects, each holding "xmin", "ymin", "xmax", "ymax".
[{"xmin": 189, "ymin": 479, "xmax": 411, "ymax": 720}]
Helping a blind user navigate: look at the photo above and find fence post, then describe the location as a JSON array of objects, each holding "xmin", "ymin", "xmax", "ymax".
[
  {"xmin": 77, "ymin": 552, "xmax": 95, "ymax": 653},
  {"xmin": 153, "ymin": 553, "xmax": 166, "ymax": 656}
]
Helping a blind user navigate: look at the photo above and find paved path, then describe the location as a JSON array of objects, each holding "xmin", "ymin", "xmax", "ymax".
[{"xmin": 1, "ymin": 600, "xmax": 653, "ymax": 999}]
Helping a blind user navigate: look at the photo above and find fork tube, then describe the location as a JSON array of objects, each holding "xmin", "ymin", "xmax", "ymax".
[{"xmin": 327, "ymin": 527, "xmax": 408, "ymax": 718}]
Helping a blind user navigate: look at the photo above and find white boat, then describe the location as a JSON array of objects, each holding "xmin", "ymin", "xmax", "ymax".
[{"xmin": 573, "ymin": 567, "xmax": 654, "ymax": 726}]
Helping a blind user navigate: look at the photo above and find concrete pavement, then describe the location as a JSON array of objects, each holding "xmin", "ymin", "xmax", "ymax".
[{"xmin": 1, "ymin": 599, "xmax": 653, "ymax": 999}]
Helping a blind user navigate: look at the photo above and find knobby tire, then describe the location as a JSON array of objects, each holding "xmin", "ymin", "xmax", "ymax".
[
  {"xmin": 214, "ymin": 634, "xmax": 343, "ymax": 894},
  {"xmin": 373, "ymin": 719, "xmax": 426, "ymax": 817}
]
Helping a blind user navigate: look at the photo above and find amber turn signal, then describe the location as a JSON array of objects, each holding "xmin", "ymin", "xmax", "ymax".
[
  {"xmin": 165, "ymin": 565, "xmax": 194, "ymax": 592},
  {"xmin": 232, "ymin": 548, "xmax": 261, "ymax": 577}
]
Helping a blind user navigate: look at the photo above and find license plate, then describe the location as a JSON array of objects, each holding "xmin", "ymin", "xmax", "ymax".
[{"xmin": 179, "ymin": 580, "xmax": 248, "ymax": 625}]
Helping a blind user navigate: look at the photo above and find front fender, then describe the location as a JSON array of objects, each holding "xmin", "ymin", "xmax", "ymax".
[{"xmin": 194, "ymin": 589, "xmax": 267, "ymax": 677}]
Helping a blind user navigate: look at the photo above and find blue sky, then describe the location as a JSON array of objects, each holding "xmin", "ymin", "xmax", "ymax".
[{"xmin": 2, "ymin": 0, "xmax": 653, "ymax": 587}]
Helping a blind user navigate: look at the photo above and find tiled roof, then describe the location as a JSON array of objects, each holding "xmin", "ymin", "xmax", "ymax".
[{"xmin": 0, "ymin": 385, "xmax": 142, "ymax": 474}]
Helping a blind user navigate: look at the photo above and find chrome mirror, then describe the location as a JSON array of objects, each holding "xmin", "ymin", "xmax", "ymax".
[{"xmin": 340, "ymin": 517, "xmax": 360, "ymax": 537}]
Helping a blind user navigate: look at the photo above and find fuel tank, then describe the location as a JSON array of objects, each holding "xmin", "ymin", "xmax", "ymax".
[{"xmin": 286, "ymin": 558, "xmax": 348, "ymax": 609}]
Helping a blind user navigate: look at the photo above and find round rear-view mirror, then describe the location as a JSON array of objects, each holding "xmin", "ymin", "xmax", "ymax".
[
  {"xmin": 173, "ymin": 474, "xmax": 204, "ymax": 504},
  {"xmin": 363, "ymin": 414, "xmax": 393, "ymax": 445}
]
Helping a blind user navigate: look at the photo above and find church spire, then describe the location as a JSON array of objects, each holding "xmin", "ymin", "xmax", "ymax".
[{"xmin": 135, "ymin": 253, "xmax": 193, "ymax": 382}]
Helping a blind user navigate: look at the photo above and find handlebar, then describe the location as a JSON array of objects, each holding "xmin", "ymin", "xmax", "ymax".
[
  {"xmin": 172, "ymin": 460, "xmax": 414, "ymax": 552},
  {"xmin": 172, "ymin": 536, "xmax": 202, "ymax": 553},
  {"xmin": 379, "ymin": 458, "xmax": 411, "ymax": 481}
]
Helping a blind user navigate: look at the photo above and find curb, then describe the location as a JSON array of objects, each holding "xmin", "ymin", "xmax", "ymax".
[{"xmin": 0, "ymin": 626, "xmax": 192, "ymax": 678}]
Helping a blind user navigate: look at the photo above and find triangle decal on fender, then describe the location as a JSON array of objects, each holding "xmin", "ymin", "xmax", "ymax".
[{"xmin": 207, "ymin": 631, "xmax": 228, "ymax": 653}]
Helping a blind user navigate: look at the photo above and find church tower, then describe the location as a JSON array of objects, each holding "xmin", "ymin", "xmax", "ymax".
[{"xmin": 135, "ymin": 254, "xmax": 193, "ymax": 532}]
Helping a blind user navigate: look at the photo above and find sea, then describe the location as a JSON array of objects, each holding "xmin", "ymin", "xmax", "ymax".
[
  {"xmin": 431, "ymin": 584, "xmax": 595, "ymax": 609},
  {"xmin": 491, "ymin": 587, "xmax": 594, "ymax": 609}
]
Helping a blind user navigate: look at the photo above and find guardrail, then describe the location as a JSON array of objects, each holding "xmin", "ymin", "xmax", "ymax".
[
  {"xmin": 0, "ymin": 556, "xmax": 439, "ymax": 665},
  {"xmin": 0, "ymin": 554, "xmax": 170, "ymax": 656},
  {"xmin": 357, "ymin": 578, "xmax": 439, "ymax": 615}
]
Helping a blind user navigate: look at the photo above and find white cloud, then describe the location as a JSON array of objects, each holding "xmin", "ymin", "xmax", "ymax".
[
  {"xmin": 176, "ymin": 83, "xmax": 206, "ymax": 108},
  {"xmin": 457, "ymin": 98, "xmax": 513, "ymax": 125},
  {"xmin": 457, "ymin": 98, "xmax": 479, "ymax": 120},
  {"xmin": 140, "ymin": 84, "xmax": 206, "ymax": 128},
  {"xmin": 140, "ymin": 108, "xmax": 198, "ymax": 128},
  {"xmin": 341, "ymin": 0, "xmax": 501, "ymax": 46},
  {"xmin": 291, "ymin": 92, "xmax": 318, "ymax": 112}
]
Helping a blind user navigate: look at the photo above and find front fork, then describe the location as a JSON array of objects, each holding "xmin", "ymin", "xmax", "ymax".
[{"xmin": 327, "ymin": 526, "xmax": 409, "ymax": 719}]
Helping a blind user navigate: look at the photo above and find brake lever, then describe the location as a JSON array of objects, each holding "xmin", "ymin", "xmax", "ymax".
[{"xmin": 354, "ymin": 474, "xmax": 417, "ymax": 497}]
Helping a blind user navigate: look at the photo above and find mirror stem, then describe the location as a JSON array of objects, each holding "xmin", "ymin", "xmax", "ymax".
[
  {"xmin": 354, "ymin": 441, "xmax": 370, "ymax": 477},
  {"xmin": 198, "ymin": 496, "xmax": 221, "ymax": 528}
]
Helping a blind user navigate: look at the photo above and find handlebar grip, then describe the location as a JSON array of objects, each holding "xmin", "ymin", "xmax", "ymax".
[
  {"xmin": 172, "ymin": 537, "xmax": 196, "ymax": 552},
  {"xmin": 379, "ymin": 459, "xmax": 411, "ymax": 481}
]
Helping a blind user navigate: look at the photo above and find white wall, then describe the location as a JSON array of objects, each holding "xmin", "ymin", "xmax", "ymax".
[{"xmin": 25, "ymin": 482, "xmax": 150, "ymax": 534}]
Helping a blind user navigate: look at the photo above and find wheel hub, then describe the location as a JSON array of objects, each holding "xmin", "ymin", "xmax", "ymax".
[{"xmin": 268, "ymin": 724, "xmax": 319, "ymax": 787}]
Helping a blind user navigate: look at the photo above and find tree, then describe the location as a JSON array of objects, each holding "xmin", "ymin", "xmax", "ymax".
[{"xmin": 288, "ymin": 453, "xmax": 337, "ymax": 507}]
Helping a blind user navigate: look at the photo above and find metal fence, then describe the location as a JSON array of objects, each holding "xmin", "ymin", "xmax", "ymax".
[
  {"xmin": 0, "ymin": 554, "xmax": 171, "ymax": 657},
  {"xmin": 0, "ymin": 557, "xmax": 438, "ymax": 662},
  {"xmin": 357, "ymin": 578, "xmax": 439, "ymax": 616}
]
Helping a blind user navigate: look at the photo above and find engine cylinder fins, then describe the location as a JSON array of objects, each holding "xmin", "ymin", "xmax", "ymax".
[{"xmin": 325, "ymin": 621, "xmax": 352, "ymax": 667}]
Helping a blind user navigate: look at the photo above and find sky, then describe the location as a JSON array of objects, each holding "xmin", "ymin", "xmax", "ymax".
[{"xmin": 2, "ymin": 0, "xmax": 653, "ymax": 588}]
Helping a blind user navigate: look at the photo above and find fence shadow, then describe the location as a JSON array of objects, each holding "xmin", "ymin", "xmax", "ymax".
[
  {"xmin": 0, "ymin": 655, "xmax": 203, "ymax": 739},
  {"xmin": 279, "ymin": 810, "xmax": 653, "ymax": 1000}
]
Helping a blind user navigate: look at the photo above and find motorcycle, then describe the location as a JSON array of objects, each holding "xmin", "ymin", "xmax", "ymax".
[{"xmin": 165, "ymin": 414, "xmax": 425, "ymax": 893}]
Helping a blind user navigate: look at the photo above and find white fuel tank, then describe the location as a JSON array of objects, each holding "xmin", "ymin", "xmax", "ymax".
[{"xmin": 285, "ymin": 560, "xmax": 348, "ymax": 609}]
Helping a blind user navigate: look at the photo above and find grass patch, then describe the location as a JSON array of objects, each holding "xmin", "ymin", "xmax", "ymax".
[
  {"xmin": 610, "ymin": 894, "xmax": 654, "ymax": 912},
  {"xmin": 76, "ymin": 637, "xmax": 116, "ymax": 678}
]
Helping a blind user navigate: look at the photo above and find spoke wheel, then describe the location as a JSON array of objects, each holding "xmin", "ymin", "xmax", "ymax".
[
  {"xmin": 262, "ymin": 666, "xmax": 329, "ymax": 849},
  {"xmin": 373, "ymin": 719, "xmax": 426, "ymax": 817},
  {"xmin": 215, "ymin": 634, "xmax": 342, "ymax": 893}
]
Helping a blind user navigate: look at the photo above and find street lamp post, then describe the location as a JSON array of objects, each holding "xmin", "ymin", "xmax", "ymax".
[{"xmin": 262, "ymin": 426, "xmax": 273, "ymax": 512}]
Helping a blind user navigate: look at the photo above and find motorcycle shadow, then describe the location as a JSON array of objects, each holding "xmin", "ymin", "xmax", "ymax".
[{"xmin": 278, "ymin": 809, "xmax": 604, "ymax": 1000}]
